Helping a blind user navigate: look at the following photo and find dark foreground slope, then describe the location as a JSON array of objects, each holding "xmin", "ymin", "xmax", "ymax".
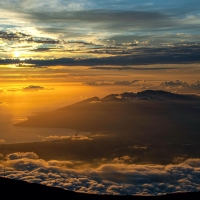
[{"xmin": 1, "ymin": 177, "xmax": 200, "ymax": 199}]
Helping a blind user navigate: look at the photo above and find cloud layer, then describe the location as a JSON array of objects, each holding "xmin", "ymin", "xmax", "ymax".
[
  {"xmin": 0, "ymin": 1, "xmax": 200, "ymax": 61},
  {"xmin": 1, "ymin": 152, "xmax": 200, "ymax": 195}
]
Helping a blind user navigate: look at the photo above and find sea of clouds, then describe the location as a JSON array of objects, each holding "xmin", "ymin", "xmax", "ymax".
[{"xmin": 1, "ymin": 152, "xmax": 200, "ymax": 196}]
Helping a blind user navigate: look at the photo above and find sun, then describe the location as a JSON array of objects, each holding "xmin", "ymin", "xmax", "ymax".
[{"xmin": 13, "ymin": 51, "xmax": 21, "ymax": 57}]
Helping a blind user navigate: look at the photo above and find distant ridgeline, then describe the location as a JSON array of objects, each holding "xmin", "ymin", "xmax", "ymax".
[
  {"xmin": 101, "ymin": 90, "xmax": 199, "ymax": 101},
  {"xmin": 15, "ymin": 90, "xmax": 200, "ymax": 137},
  {"xmin": 74, "ymin": 90, "xmax": 199, "ymax": 102}
]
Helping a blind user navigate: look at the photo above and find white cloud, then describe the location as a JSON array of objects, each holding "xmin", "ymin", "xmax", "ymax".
[
  {"xmin": 1, "ymin": 152, "xmax": 200, "ymax": 195},
  {"xmin": 83, "ymin": 80, "xmax": 140, "ymax": 86}
]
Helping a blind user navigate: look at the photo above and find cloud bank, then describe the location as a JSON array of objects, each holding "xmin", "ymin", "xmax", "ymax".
[
  {"xmin": 1, "ymin": 1, "xmax": 200, "ymax": 61},
  {"xmin": 1, "ymin": 152, "xmax": 200, "ymax": 195},
  {"xmin": 161, "ymin": 80, "xmax": 200, "ymax": 90}
]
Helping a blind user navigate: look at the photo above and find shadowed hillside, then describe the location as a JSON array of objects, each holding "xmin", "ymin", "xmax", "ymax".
[{"xmin": 15, "ymin": 90, "xmax": 200, "ymax": 143}]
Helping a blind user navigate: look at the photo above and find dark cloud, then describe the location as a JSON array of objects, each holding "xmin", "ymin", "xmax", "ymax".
[
  {"xmin": 161, "ymin": 80, "xmax": 187, "ymax": 87},
  {"xmin": 21, "ymin": 85, "xmax": 54, "ymax": 92},
  {"xmin": 161, "ymin": 80, "xmax": 200, "ymax": 91},
  {"xmin": 24, "ymin": 10, "xmax": 177, "ymax": 37},
  {"xmin": 89, "ymin": 66, "xmax": 177, "ymax": 70},
  {"xmin": 1, "ymin": 42, "xmax": 199, "ymax": 66},
  {"xmin": 66, "ymin": 40, "xmax": 101, "ymax": 46},
  {"xmin": 30, "ymin": 48, "xmax": 57, "ymax": 52},
  {"xmin": 0, "ymin": 31, "xmax": 29, "ymax": 41},
  {"xmin": 22, "ymin": 85, "xmax": 45, "ymax": 92},
  {"xmin": 2, "ymin": 152, "xmax": 200, "ymax": 195},
  {"xmin": 0, "ymin": 31, "xmax": 59, "ymax": 44},
  {"xmin": 30, "ymin": 10, "xmax": 171, "ymax": 26},
  {"xmin": 83, "ymin": 80, "xmax": 140, "ymax": 86}
]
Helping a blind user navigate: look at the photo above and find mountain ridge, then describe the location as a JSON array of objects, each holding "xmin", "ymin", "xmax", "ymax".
[{"xmin": 15, "ymin": 90, "xmax": 200, "ymax": 135}]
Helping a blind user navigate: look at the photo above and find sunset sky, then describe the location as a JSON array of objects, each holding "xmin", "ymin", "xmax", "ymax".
[
  {"xmin": 0, "ymin": 0, "xmax": 199, "ymax": 106},
  {"xmin": 0, "ymin": 0, "xmax": 200, "ymax": 196}
]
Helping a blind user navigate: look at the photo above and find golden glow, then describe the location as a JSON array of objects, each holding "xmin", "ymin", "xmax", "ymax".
[{"xmin": 13, "ymin": 51, "xmax": 21, "ymax": 57}]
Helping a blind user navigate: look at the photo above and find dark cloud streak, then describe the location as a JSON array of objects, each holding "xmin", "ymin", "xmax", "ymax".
[
  {"xmin": 0, "ymin": 31, "xmax": 59, "ymax": 44},
  {"xmin": 1, "ymin": 45, "xmax": 200, "ymax": 66}
]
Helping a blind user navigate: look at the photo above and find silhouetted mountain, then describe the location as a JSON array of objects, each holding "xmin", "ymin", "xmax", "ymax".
[
  {"xmin": 121, "ymin": 92, "xmax": 137, "ymax": 99},
  {"xmin": 15, "ymin": 90, "xmax": 200, "ymax": 135},
  {"xmin": 101, "ymin": 94, "xmax": 120, "ymax": 101},
  {"xmin": 75, "ymin": 96, "xmax": 101, "ymax": 104},
  {"xmin": 1, "ymin": 177, "xmax": 200, "ymax": 199}
]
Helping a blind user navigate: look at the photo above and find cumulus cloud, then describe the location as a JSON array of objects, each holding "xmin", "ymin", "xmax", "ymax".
[
  {"xmin": 160, "ymin": 80, "xmax": 200, "ymax": 92},
  {"xmin": 6, "ymin": 152, "xmax": 39, "ymax": 160},
  {"xmin": 0, "ymin": 31, "xmax": 29, "ymax": 41},
  {"xmin": 1, "ymin": 42, "xmax": 200, "ymax": 65},
  {"xmin": 66, "ymin": 40, "xmax": 98, "ymax": 46},
  {"xmin": 1, "ymin": 152, "xmax": 200, "ymax": 195},
  {"xmin": 18, "ymin": 10, "xmax": 174, "ymax": 32}
]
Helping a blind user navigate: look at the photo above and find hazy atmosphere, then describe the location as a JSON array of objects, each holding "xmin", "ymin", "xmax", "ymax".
[{"xmin": 0, "ymin": 0, "xmax": 200, "ymax": 196}]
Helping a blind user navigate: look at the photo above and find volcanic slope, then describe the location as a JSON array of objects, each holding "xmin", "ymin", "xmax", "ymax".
[{"xmin": 16, "ymin": 90, "xmax": 200, "ymax": 143}]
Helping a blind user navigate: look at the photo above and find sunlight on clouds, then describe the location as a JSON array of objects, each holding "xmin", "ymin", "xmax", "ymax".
[
  {"xmin": 1, "ymin": 152, "xmax": 200, "ymax": 195},
  {"xmin": 0, "ymin": 63, "xmax": 200, "ymax": 144}
]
